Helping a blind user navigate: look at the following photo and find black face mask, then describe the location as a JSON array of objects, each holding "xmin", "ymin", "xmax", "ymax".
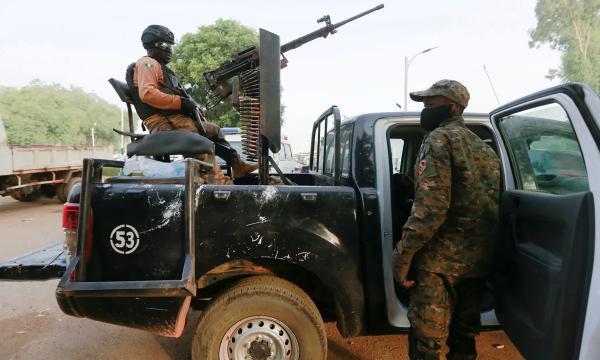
[
  {"xmin": 420, "ymin": 104, "xmax": 453, "ymax": 131},
  {"xmin": 149, "ymin": 48, "xmax": 172, "ymax": 64}
]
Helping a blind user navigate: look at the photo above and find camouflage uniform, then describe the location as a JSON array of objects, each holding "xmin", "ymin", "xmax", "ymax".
[{"xmin": 393, "ymin": 80, "xmax": 501, "ymax": 359}]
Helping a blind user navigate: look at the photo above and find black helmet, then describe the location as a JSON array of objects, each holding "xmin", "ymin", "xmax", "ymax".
[{"xmin": 141, "ymin": 25, "xmax": 175, "ymax": 49}]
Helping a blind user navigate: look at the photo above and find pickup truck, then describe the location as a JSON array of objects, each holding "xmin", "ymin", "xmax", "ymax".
[
  {"xmin": 3, "ymin": 83, "xmax": 599, "ymax": 360},
  {"xmin": 0, "ymin": 117, "xmax": 112, "ymax": 202},
  {"xmin": 220, "ymin": 127, "xmax": 300, "ymax": 173}
]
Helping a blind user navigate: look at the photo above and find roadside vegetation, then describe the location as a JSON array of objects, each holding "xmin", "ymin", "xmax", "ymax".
[
  {"xmin": 530, "ymin": 0, "xmax": 600, "ymax": 92},
  {"xmin": 0, "ymin": 81, "xmax": 120, "ymax": 147}
]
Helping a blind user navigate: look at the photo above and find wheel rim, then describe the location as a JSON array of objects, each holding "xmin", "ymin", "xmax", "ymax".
[{"xmin": 219, "ymin": 316, "xmax": 299, "ymax": 360}]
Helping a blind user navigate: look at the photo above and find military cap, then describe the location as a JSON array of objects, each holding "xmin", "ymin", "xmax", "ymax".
[{"xmin": 410, "ymin": 79, "xmax": 470, "ymax": 108}]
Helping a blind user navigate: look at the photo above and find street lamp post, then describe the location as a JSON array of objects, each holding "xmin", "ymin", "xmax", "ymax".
[
  {"xmin": 91, "ymin": 122, "xmax": 97, "ymax": 147},
  {"xmin": 403, "ymin": 46, "xmax": 438, "ymax": 112}
]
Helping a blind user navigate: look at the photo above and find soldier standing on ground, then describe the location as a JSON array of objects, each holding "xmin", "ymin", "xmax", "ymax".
[
  {"xmin": 127, "ymin": 24, "xmax": 258, "ymax": 179},
  {"xmin": 393, "ymin": 80, "xmax": 501, "ymax": 359}
]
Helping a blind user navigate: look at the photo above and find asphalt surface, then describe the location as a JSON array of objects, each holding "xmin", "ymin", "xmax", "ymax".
[{"xmin": 0, "ymin": 195, "xmax": 524, "ymax": 359}]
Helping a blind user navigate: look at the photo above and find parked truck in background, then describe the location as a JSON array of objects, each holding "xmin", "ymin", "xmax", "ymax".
[
  {"xmin": 0, "ymin": 117, "xmax": 112, "ymax": 202},
  {"xmin": 220, "ymin": 127, "xmax": 301, "ymax": 173}
]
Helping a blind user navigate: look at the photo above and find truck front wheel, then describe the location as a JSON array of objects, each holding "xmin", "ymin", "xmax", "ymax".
[
  {"xmin": 191, "ymin": 275, "xmax": 327, "ymax": 360},
  {"xmin": 9, "ymin": 187, "xmax": 41, "ymax": 202}
]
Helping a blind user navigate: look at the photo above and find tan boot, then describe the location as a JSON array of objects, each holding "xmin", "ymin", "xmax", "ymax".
[
  {"xmin": 231, "ymin": 155, "xmax": 258, "ymax": 179},
  {"xmin": 213, "ymin": 161, "xmax": 233, "ymax": 185}
]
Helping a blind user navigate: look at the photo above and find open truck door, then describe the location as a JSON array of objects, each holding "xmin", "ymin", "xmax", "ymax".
[{"xmin": 490, "ymin": 83, "xmax": 600, "ymax": 360}]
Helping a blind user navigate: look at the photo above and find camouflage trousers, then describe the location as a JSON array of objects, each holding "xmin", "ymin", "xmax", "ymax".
[
  {"xmin": 143, "ymin": 115, "xmax": 232, "ymax": 185},
  {"xmin": 144, "ymin": 114, "xmax": 223, "ymax": 139},
  {"xmin": 408, "ymin": 271, "xmax": 485, "ymax": 360}
]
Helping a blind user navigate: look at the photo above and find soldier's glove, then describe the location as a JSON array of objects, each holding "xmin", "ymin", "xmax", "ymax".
[
  {"xmin": 180, "ymin": 97, "xmax": 196, "ymax": 115},
  {"xmin": 393, "ymin": 242, "xmax": 416, "ymax": 288}
]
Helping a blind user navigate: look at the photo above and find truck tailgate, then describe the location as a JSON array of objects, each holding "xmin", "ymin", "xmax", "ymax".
[{"xmin": 56, "ymin": 159, "xmax": 202, "ymax": 337}]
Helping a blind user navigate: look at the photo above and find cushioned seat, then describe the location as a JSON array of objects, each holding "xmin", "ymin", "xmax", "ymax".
[{"xmin": 127, "ymin": 130, "xmax": 214, "ymax": 157}]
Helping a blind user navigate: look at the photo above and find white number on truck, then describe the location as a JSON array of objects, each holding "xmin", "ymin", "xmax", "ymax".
[{"xmin": 109, "ymin": 224, "xmax": 140, "ymax": 254}]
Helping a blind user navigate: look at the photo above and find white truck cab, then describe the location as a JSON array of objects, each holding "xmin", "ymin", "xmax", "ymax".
[{"xmin": 222, "ymin": 127, "xmax": 299, "ymax": 173}]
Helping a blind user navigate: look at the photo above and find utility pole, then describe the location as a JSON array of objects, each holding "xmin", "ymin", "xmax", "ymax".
[{"xmin": 91, "ymin": 123, "xmax": 97, "ymax": 147}]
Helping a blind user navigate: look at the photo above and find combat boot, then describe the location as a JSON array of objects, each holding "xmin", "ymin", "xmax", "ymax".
[
  {"xmin": 446, "ymin": 336, "xmax": 477, "ymax": 360},
  {"xmin": 231, "ymin": 154, "xmax": 258, "ymax": 179}
]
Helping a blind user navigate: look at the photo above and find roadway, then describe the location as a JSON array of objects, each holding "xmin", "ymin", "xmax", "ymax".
[{"xmin": 0, "ymin": 196, "xmax": 523, "ymax": 359}]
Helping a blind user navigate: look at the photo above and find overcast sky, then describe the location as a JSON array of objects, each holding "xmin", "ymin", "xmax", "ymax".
[{"xmin": 0, "ymin": 0, "xmax": 561, "ymax": 152}]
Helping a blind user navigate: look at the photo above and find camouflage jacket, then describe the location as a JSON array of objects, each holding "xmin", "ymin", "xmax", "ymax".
[{"xmin": 397, "ymin": 116, "xmax": 501, "ymax": 277}]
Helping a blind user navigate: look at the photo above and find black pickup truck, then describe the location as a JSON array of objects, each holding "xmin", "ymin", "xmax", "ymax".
[
  {"xmin": 2, "ymin": 83, "xmax": 599, "ymax": 360},
  {"xmin": 33, "ymin": 83, "xmax": 598, "ymax": 360}
]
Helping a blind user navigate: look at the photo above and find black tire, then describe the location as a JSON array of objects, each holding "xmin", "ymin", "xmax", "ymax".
[
  {"xmin": 191, "ymin": 275, "xmax": 327, "ymax": 360},
  {"xmin": 40, "ymin": 184, "xmax": 57, "ymax": 198},
  {"xmin": 9, "ymin": 188, "xmax": 41, "ymax": 202},
  {"xmin": 57, "ymin": 177, "xmax": 81, "ymax": 203}
]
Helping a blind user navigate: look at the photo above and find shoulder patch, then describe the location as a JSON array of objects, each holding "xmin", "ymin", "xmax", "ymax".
[
  {"xmin": 144, "ymin": 63, "xmax": 154, "ymax": 68},
  {"xmin": 418, "ymin": 159, "xmax": 427, "ymax": 176}
]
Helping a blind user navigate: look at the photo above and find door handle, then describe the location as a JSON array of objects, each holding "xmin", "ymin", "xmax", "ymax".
[
  {"xmin": 125, "ymin": 189, "xmax": 145, "ymax": 198},
  {"xmin": 301, "ymin": 193, "xmax": 317, "ymax": 203},
  {"xmin": 213, "ymin": 190, "xmax": 231, "ymax": 201}
]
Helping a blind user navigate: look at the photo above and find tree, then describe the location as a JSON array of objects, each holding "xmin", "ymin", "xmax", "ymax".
[
  {"xmin": 529, "ymin": 0, "xmax": 600, "ymax": 92},
  {"xmin": 171, "ymin": 19, "xmax": 259, "ymax": 127},
  {"xmin": 0, "ymin": 81, "xmax": 121, "ymax": 147}
]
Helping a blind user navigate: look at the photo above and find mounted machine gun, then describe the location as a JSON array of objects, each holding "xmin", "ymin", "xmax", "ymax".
[{"xmin": 203, "ymin": 4, "xmax": 384, "ymax": 184}]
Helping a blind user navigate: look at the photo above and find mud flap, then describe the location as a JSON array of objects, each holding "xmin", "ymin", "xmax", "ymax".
[{"xmin": 0, "ymin": 242, "xmax": 66, "ymax": 280}]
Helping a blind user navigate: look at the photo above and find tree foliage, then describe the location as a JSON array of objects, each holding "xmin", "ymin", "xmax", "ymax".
[
  {"xmin": 171, "ymin": 19, "xmax": 259, "ymax": 127},
  {"xmin": 529, "ymin": 0, "xmax": 600, "ymax": 92},
  {"xmin": 0, "ymin": 81, "xmax": 120, "ymax": 146}
]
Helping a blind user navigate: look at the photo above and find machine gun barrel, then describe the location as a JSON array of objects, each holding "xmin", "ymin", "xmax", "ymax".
[
  {"xmin": 203, "ymin": 4, "xmax": 384, "ymax": 91},
  {"xmin": 280, "ymin": 4, "xmax": 384, "ymax": 53}
]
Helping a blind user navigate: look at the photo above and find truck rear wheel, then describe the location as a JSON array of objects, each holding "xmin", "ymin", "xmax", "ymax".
[
  {"xmin": 40, "ymin": 184, "xmax": 57, "ymax": 198},
  {"xmin": 191, "ymin": 275, "xmax": 327, "ymax": 360},
  {"xmin": 57, "ymin": 177, "xmax": 81, "ymax": 203}
]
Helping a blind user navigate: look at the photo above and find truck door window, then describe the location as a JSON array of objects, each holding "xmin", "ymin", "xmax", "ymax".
[
  {"xmin": 316, "ymin": 121, "xmax": 327, "ymax": 172},
  {"xmin": 498, "ymin": 103, "xmax": 589, "ymax": 194},
  {"xmin": 389, "ymin": 138, "xmax": 405, "ymax": 174},
  {"xmin": 323, "ymin": 132, "xmax": 336, "ymax": 176},
  {"xmin": 339, "ymin": 125, "xmax": 353, "ymax": 177}
]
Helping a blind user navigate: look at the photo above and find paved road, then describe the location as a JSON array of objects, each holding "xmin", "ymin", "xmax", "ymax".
[{"xmin": 0, "ymin": 196, "xmax": 523, "ymax": 359}]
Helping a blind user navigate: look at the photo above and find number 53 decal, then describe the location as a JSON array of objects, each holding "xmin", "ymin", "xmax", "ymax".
[{"xmin": 109, "ymin": 224, "xmax": 140, "ymax": 254}]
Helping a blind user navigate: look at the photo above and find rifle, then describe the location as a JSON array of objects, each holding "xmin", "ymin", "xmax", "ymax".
[
  {"xmin": 189, "ymin": 99, "xmax": 208, "ymax": 136},
  {"xmin": 203, "ymin": 4, "xmax": 384, "ymax": 98}
]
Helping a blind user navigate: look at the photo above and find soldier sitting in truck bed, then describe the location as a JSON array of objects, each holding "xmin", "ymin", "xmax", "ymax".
[{"xmin": 127, "ymin": 24, "xmax": 258, "ymax": 179}]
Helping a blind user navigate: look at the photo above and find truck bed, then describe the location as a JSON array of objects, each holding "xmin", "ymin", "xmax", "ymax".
[{"xmin": 56, "ymin": 158, "xmax": 364, "ymax": 337}]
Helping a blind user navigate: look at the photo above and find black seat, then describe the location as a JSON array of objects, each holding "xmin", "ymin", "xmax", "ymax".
[
  {"xmin": 127, "ymin": 130, "xmax": 214, "ymax": 158},
  {"xmin": 108, "ymin": 78, "xmax": 134, "ymax": 105},
  {"xmin": 109, "ymin": 78, "xmax": 139, "ymax": 136}
]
